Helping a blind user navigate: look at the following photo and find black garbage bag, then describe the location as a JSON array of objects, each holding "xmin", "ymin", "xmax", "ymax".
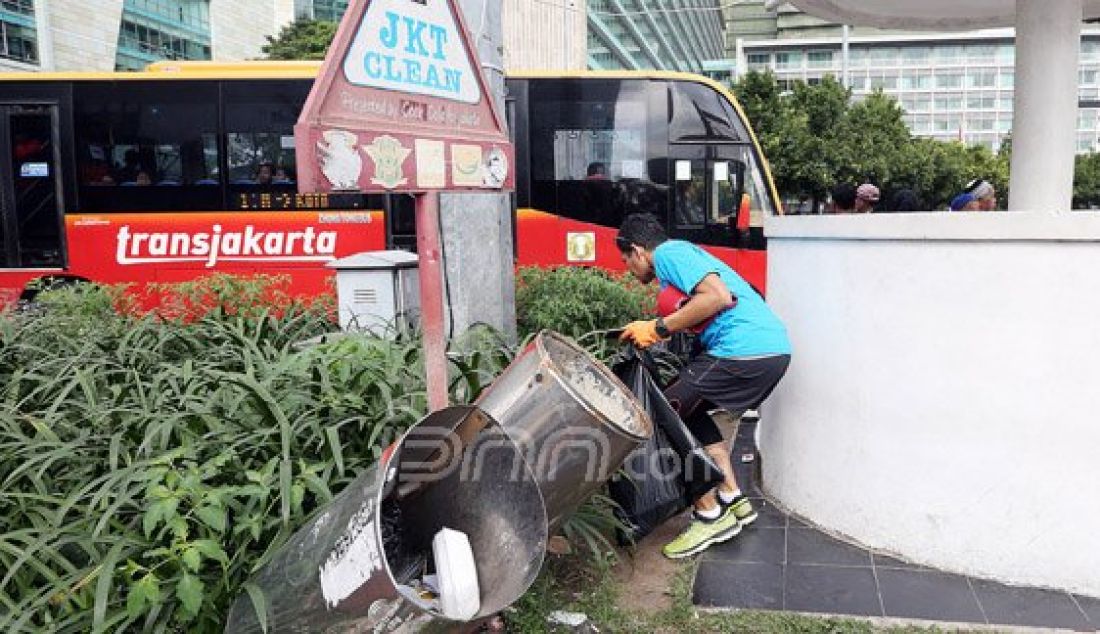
[{"xmin": 609, "ymin": 347, "xmax": 724, "ymax": 542}]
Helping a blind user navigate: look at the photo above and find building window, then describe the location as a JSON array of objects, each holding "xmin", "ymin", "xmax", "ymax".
[
  {"xmin": 900, "ymin": 71, "xmax": 931, "ymax": 90},
  {"xmin": 774, "ymin": 51, "xmax": 802, "ymax": 70},
  {"xmin": 807, "ymin": 50, "xmax": 833, "ymax": 69},
  {"xmin": 901, "ymin": 46, "xmax": 931, "ymax": 66},
  {"xmin": 116, "ymin": 1, "xmax": 212, "ymax": 71},
  {"xmin": 999, "ymin": 71, "xmax": 1015, "ymax": 89},
  {"xmin": 0, "ymin": 0, "xmax": 34, "ymax": 16},
  {"xmin": 0, "ymin": 19, "xmax": 36, "ymax": 63},
  {"xmin": 935, "ymin": 71, "xmax": 963, "ymax": 89},
  {"xmin": 747, "ymin": 52, "xmax": 769, "ymax": 69},
  {"xmin": 967, "ymin": 70, "xmax": 996, "ymax": 89},
  {"xmin": 966, "ymin": 44, "xmax": 997, "ymax": 64}
]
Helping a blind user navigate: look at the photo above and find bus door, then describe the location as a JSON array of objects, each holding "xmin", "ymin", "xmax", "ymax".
[
  {"xmin": 0, "ymin": 104, "xmax": 65, "ymax": 269},
  {"xmin": 668, "ymin": 144, "xmax": 766, "ymax": 251}
]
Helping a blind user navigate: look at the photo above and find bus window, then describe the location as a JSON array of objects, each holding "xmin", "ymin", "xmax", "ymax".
[
  {"xmin": 74, "ymin": 81, "xmax": 222, "ymax": 211},
  {"xmin": 669, "ymin": 81, "xmax": 750, "ymax": 143},
  {"xmin": 529, "ymin": 79, "xmax": 662, "ymax": 227},
  {"xmin": 224, "ymin": 79, "xmax": 373, "ymax": 211},
  {"xmin": 673, "ymin": 159, "xmax": 706, "ymax": 226},
  {"xmin": 224, "ymin": 80, "xmax": 306, "ymax": 188}
]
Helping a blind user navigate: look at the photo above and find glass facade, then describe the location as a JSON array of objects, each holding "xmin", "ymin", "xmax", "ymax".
[
  {"xmin": 744, "ymin": 35, "xmax": 1100, "ymax": 152},
  {"xmin": 294, "ymin": 0, "xmax": 348, "ymax": 21},
  {"xmin": 115, "ymin": 0, "xmax": 212, "ymax": 71},
  {"xmin": 0, "ymin": 0, "xmax": 37, "ymax": 64},
  {"xmin": 587, "ymin": 0, "xmax": 725, "ymax": 73}
]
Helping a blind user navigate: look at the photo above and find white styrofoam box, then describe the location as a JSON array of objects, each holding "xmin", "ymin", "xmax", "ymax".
[{"xmin": 431, "ymin": 527, "xmax": 479, "ymax": 621}]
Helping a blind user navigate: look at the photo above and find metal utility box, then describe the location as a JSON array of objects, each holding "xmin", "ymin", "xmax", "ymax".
[{"xmin": 327, "ymin": 250, "xmax": 420, "ymax": 333}]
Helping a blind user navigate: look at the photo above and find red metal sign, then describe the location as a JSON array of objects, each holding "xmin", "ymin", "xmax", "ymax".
[{"xmin": 295, "ymin": 0, "xmax": 515, "ymax": 194}]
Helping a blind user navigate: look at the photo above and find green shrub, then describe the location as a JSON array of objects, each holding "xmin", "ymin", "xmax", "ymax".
[
  {"xmin": 0, "ymin": 274, "xmax": 631, "ymax": 632},
  {"xmin": 515, "ymin": 267, "xmax": 655, "ymax": 341},
  {"xmin": 0, "ymin": 280, "xmax": 506, "ymax": 633}
]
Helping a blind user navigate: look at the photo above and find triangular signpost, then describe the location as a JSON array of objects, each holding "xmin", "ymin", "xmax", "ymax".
[{"xmin": 296, "ymin": 0, "xmax": 515, "ymax": 409}]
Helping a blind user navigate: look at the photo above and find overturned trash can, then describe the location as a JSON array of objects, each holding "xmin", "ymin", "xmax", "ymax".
[
  {"xmin": 225, "ymin": 406, "xmax": 548, "ymax": 633},
  {"xmin": 477, "ymin": 331, "xmax": 653, "ymax": 532}
]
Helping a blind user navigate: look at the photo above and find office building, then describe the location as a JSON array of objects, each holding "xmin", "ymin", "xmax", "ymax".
[
  {"xmin": 0, "ymin": 0, "xmax": 313, "ymax": 73},
  {"xmin": 727, "ymin": 2, "xmax": 1100, "ymax": 153}
]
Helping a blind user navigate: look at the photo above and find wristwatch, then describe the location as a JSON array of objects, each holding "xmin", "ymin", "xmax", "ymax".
[{"xmin": 655, "ymin": 317, "xmax": 671, "ymax": 338}]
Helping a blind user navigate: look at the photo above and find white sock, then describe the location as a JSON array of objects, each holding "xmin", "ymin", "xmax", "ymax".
[
  {"xmin": 695, "ymin": 504, "xmax": 722, "ymax": 521},
  {"xmin": 718, "ymin": 488, "xmax": 742, "ymax": 505}
]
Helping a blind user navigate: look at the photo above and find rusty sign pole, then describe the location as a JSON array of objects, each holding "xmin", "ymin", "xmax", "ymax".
[{"xmin": 415, "ymin": 191, "xmax": 449, "ymax": 410}]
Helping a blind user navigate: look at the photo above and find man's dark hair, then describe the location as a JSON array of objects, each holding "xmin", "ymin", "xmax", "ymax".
[
  {"xmin": 887, "ymin": 188, "xmax": 923, "ymax": 212},
  {"xmin": 587, "ymin": 161, "xmax": 607, "ymax": 177},
  {"xmin": 617, "ymin": 213, "xmax": 668, "ymax": 252},
  {"xmin": 832, "ymin": 183, "xmax": 856, "ymax": 210}
]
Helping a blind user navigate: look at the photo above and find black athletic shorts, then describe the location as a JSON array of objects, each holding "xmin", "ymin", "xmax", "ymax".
[{"xmin": 663, "ymin": 354, "xmax": 791, "ymax": 446}]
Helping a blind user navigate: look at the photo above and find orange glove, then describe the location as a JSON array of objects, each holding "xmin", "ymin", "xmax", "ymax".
[{"xmin": 619, "ymin": 320, "xmax": 663, "ymax": 349}]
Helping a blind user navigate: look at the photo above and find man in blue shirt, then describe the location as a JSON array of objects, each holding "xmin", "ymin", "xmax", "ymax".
[{"xmin": 617, "ymin": 213, "xmax": 791, "ymax": 559}]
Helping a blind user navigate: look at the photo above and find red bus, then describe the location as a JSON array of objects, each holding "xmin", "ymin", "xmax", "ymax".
[{"xmin": 0, "ymin": 62, "xmax": 780, "ymax": 306}]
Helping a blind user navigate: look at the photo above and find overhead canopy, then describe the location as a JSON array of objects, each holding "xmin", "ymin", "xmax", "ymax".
[{"xmin": 769, "ymin": 0, "xmax": 1100, "ymax": 30}]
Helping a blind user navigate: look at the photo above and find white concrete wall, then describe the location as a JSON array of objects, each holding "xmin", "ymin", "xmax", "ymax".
[
  {"xmin": 211, "ymin": 0, "xmax": 288, "ymax": 61},
  {"xmin": 502, "ymin": 0, "xmax": 586, "ymax": 71},
  {"xmin": 46, "ymin": 0, "xmax": 124, "ymax": 71},
  {"xmin": 761, "ymin": 212, "xmax": 1100, "ymax": 597}
]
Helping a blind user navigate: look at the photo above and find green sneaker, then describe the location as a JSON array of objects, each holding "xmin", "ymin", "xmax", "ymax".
[
  {"xmin": 726, "ymin": 495, "xmax": 758, "ymax": 526},
  {"xmin": 662, "ymin": 508, "xmax": 742, "ymax": 559}
]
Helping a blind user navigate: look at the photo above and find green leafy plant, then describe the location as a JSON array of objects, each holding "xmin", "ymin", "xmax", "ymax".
[
  {"xmin": 515, "ymin": 266, "xmax": 656, "ymax": 341},
  {"xmin": 0, "ymin": 280, "xmax": 505, "ymax": 633}
]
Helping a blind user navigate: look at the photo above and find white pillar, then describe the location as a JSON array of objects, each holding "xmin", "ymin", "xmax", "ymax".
[
  {"xmin": 34, "ymin": 0, "xmax": 54, "ymax": 71},
  {"xmin": 1008, "ymin": 0, "xmax": 1082, "ymax": 211}
]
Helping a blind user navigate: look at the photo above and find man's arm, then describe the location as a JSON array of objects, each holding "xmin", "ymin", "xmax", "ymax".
[{"xmin": 662, "ymin": 273, "xmax": 733, "ymax": 333}]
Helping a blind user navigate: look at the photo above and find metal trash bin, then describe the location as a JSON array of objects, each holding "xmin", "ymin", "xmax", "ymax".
[
  {"xmin": 225, "ymin": 406, "xmax": 547, "ymax": 633},
  {"xmin": 477, "ymin": 331, "xmax": 653, "ymax": 532}
]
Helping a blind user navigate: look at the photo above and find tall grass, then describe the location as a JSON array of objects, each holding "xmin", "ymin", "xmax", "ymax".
[
  {"xmin": 0, "ymin": 278, "xmax": 511, "ymax": 633},
  {"xmin": 0, "ymin": 272, "xmax": 639, "ymax": 632}
]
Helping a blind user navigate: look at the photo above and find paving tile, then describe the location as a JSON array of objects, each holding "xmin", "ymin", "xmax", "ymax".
[
  {"xmin": 787, "ymin": 527, "xmax": 873, "ymax": 567},
  {"xmin": 704, "ymin": 522, "xmax": 786, "ymax": 564},
  {"xmin": 877, "ymin": 568, "xmax": 985, "ymax": 624},
  {"xmin": 785, "ymin": 564, "xmax": 882, "ymax": 617},
  {"xmin": 1073, "ymin": 593, "xmax": 1100, "ymax": 626},
  {"xmin": 692, "ymin": 560, "xmax": 784, "ymax": 610},
  {"xmin": 971, "ymin": 578, "xmax": 1090, "ymax": 630},
  {"xmin": 872, "ymin": 552, "xmax": 926, "ymax": 570},
  {"xmin": 746, "ymin": 497, "xmax": 788, "ymax": 529}
]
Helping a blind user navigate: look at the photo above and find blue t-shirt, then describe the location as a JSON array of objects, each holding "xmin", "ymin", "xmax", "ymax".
[{"xmin": 653, "ymin": 240, "xmax": 791, "ymax": 358}]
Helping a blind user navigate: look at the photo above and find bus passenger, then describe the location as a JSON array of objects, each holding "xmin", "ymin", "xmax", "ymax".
[
  {"xmin": 616, "ymin": 213, "xmax": 791, "ymax": 559},
  {"xmin": 255, "ymin": 162, "xmax": 275, "ymax": 185},
  {"xmin": 134, "ymin": 170, "xmax": 153, "ymax": 186},
  {"xmin": 585, "ymin": 161, "xmax": 608, "ymax": 180}
]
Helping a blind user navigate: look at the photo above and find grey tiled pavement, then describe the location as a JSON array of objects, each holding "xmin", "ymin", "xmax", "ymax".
[{"xmin": 692, "ymin": 421, "xmax": 1100, "ymax": 631}]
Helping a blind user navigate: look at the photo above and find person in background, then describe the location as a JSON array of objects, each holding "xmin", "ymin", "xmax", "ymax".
[
  {"xmin": 888, "ymin": 188, "xmax": 923, "ymax": 212},
  {"xmin": 585, "ymin": 161, "xmax": 609, "ymax": 180},
  {"xmin": 255, "ymin": 162, "xmax": 275, "ymax": 186},
  {"xmin": 616, "ymin": 213, "xmax": 791, "ymax": 559},
  {"xmin": 831, "ymin": 183, "xmax": 857, "ymax": 213},
  {"xmin": 854, "ymin": 183, "xmax": 880, "ymax": 213},
  {"xmin": 964, "ymin": 179, "xmax": 997, "ymax": 211},
  {"xmin": 134, "ymin": 170, "xmax": 153, "ymax": 186},
  {"xmin": 950, "ymin": 192, "xmax": 982, "ymax": 212}
]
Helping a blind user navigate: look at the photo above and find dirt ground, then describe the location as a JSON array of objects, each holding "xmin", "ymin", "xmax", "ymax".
[{"xmin": 611, "ymin": 511, "xmax": 693, "ymax": 615}]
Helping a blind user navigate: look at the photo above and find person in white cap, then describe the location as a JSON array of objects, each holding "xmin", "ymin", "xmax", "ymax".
[
  {"xmin": 854, "ymin": 183, "xmax": 880, "ymax": 213},
  {"xmin": 964, "ymin": 178, "xmax": 998, "ymax": 211}
]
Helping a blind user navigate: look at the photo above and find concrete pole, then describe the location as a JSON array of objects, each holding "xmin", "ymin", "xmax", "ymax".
[
  {"xmin": 841, "ymin": 24, "xmax": 850, "ymax": 89},
  {"xmin": 438, "ymin": 0, "xmax": 517, "ymax": 342},
  {"xmin": 1008, "ymin": 0, "xmax": 1082, "ymax": 211},
  {"xmin": 33, "ymin": 0, "xmax": 55, "ymax": 71}
]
